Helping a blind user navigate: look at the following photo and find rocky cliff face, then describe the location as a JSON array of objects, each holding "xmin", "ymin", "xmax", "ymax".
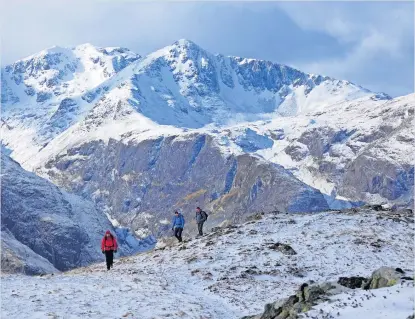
[
  {"xmin": 39, "ymin": 134, "xmax": 329, "ymax": 237},
  {"xmin": 1, "ymin": 154, "xmax": 144, "ymax": 274},
  {"xmin": 1, "ymin": 228, "xmax": 58, "ymax": 275}
]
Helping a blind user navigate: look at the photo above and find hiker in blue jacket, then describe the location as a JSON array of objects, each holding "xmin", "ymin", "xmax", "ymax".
[
  {"xmin": 171, "ymin": 211, "xmax": 185, "ymax": 242},
  {"xmin": 195, "ymin": 207, "xmax": 208, "ymax": 237}
]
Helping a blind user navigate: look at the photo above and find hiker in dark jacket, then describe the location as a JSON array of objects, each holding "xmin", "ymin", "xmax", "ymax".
[
  {"xmin": 101, "ymin": 230, "xmax": 118, "ymax": 270},
  {"xmin": 171, "ymin": 211, "xmax": 185, "ymax": 242},
  {"xmin": 195, "ymin": 207, "xmax": 208, "ymax": 237}
]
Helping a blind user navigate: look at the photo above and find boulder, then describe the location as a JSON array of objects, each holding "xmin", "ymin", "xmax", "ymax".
[
  {"xmin": 255, "ymin": 282, "xmax": 337, "ymax": 319},
  {"xmin": 267, "ymin": 243, "xmax": 297, "ymax": 255},
  {"xmin": 246, "ymin": 212, "xmax": 265, "ymax": 222},
  {"xmin": 366, "ymin": 267, "xmax": 403, "ymax": 289},
  {"xmin": 154, "ymin": 237, "xmax": 177, "ymax": 250}
]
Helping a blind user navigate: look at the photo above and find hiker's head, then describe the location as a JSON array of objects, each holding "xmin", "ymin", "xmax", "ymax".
[
  {"xmin": 105, "ymin": 230, "xmax": 111, "ymax": 237},
  {"xmin": 174, "ymin": 211, "xmax": 179, "ymax": 216},
  {"xmin": 196, "ymin": 207, "xmax": 201, "ymax": 213}
]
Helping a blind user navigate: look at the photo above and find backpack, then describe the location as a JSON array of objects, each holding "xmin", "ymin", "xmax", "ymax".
[
  {"xmin": 104, "ymin": 236, "xmax": 114, "ymax": 248},
  {"xmin": 202, "ymin": 211, "xmax": 208, "ymax": 220}
]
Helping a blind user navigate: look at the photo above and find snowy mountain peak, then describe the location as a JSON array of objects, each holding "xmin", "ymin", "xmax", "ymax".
[
  {"xmin": 72, "ymin": 42, "xmax": 98, "ymax": 50},
  {"xmin": 1, "ymin": 42, "xmax": 141, "ymax": 109},
  {"xmin": 172, "ymin": 38, "xmax": 201, "ymax": 48},
  {"xmin": 1, "ymin": 39, "xmax": 397, "ymax": 171}
]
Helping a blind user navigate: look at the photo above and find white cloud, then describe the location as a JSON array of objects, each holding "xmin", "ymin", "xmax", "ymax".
[
  {"xmin": 0, "ymin": 1, "xmax": 200, "ymax": 64},
  {"xmin": 278, "ymin": 1, "xmax": 413, "ymax": 94},
  {"xmin": 1, "ymin": 1, "xmax": 413, "ymax": 96}
]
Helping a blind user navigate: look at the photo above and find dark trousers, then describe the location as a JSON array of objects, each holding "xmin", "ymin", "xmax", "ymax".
[
  {"xmin": 174, "ymin": 227, "xmax": 183, "ymax": 242},
  {"xmin": 197, "ymin": 222, "xmax": 204, "ymax": 236},
  {"xmin": 105, "ymin": 250, "xmax": 114, "ymax": 270}
]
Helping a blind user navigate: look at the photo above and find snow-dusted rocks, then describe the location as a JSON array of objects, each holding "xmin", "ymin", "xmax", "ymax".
[
  {"xmin": 254, "ymin": 94, "xmax": 415, "ymax": 207},
  {"xmin": 0, "ymin": 154, "xmax": 141, "ymax": 273},
  {"xmin": 367, "ymin": 267, "xmax": 405, "ymax": 289},
  {"xmin": 247, "ymin": 276, "xmax": 414, "ymax": 319},
  {"xmin": 1, "ymin": 228, "xmax": 58, "ymax": 275}
]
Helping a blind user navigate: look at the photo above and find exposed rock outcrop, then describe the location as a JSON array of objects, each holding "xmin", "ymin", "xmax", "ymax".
[
  {"xmin": 244, "ymin": 281, "xmax": 344, "ymax": 319},
  {"xmin": 366, "ymin": 267, "xmax": 407, "ymax": 289},
  {"xmin": 337, "ymin": 276, "xmax": 367, "ymax": 289},
  {"xmin": 246, "ymin": 266, "xmax": 413, "ymax": 319},
  {"xmin": 1, "ymin": 228, "xmax": 58, "ymax": 275},
  {"xmin": 267, "ymin": 243, "xmax": 297, "ymax": 256}
]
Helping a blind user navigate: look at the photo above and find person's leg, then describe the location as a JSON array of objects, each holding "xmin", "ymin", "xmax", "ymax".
[
  {"xmin": 200, "ymin": 222, "xmax": 204, "ymax": 236},
  {"xmin": 197, "ymin": 223, "xmax": 203, "ymax": 236},
  {"xmin": 105, "ymin": 251, "xmax": 111, "ymax": 270},
  {"xmin": 177, "ymin": 228, "xmax": 183, "ymax": 242},
  {"xmin": 174, "ymin": 228, "xmax": 180, "ymax": 241},
  {"xmin": 109, "ymin": 250, "xmax": 114, "ymax": 268}
]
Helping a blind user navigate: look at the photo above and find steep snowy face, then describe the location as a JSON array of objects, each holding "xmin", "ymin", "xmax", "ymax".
[
  {"xmin": 1, "ymin": 39, "xmax": 382, "ymax": 164},
  {"xmin": 1, "ymin": 39, "xmax": 384, "ymax": 169},
  {"xmin": 1, "ymin": 44, "xmax": 141, "ymax": 158},
  {"xmin": 107, "ymin": 39, "xmax": 378, "ymax": 128},
  {"xmin": 1, "ymin": 43, "xmax": 141, "ymax": 106}
]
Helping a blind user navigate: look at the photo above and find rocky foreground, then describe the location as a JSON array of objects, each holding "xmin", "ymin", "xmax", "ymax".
[
  {"xmin": 1, "ymin": 207, "xmax": 414, "ymax": 318},
  {"xmin": 243, "ymin": 266, "xmax": 414, "ymax": 319}
]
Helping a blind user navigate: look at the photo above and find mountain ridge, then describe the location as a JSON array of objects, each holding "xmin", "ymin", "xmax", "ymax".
[
  {"xmin": 1, "ymin": 39, "xmax": 412, "ymax": 243},
  {"xmin": 1, "ymin": 38, "xmax": 386, "ymax": 163}
]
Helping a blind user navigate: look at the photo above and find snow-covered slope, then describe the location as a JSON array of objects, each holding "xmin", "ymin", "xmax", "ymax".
[
  {"xmin": 302, "ymin": 285, "xmax": 414, "ymax": 319},
  {"xmin": 247, "ymin": 93, "xmax": 415, "ymax": 207},
  {"xmin": 1, "ymin": 43, "xmax": 141, "ymax": 162},
  {"xmin": 85, "ymin": 39, "xmax": 376, "ymax": 128},
  {"xmin": 1, "ymin": 39, "xmax": 379, "ymax": 165},
  {"xmin": 1, "ymin": 208, "xmax": 413, "ymax": 318},
  {"xmin": 0, "ymin": 154, "xmax": 146, "ymax": 273}
]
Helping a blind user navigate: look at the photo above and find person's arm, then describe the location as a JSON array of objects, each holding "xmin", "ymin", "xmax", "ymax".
[
  {"xmin": 172, "ymin": 217, "xmax": 175, "ymax": 230},
  {"xmin": 113, "ymin": 237, "xmax": 118, "ymax": 252}
]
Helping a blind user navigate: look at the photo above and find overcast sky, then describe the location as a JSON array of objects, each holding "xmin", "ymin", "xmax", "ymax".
[{"xmin": 1, "ymin": 1, "xmax": 413, "ymax": 97}]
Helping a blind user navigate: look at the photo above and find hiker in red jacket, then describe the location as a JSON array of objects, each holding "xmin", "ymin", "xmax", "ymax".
[{"xmin": 101, "ymin": 230, "xmax": 118, "ymax": 270}]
